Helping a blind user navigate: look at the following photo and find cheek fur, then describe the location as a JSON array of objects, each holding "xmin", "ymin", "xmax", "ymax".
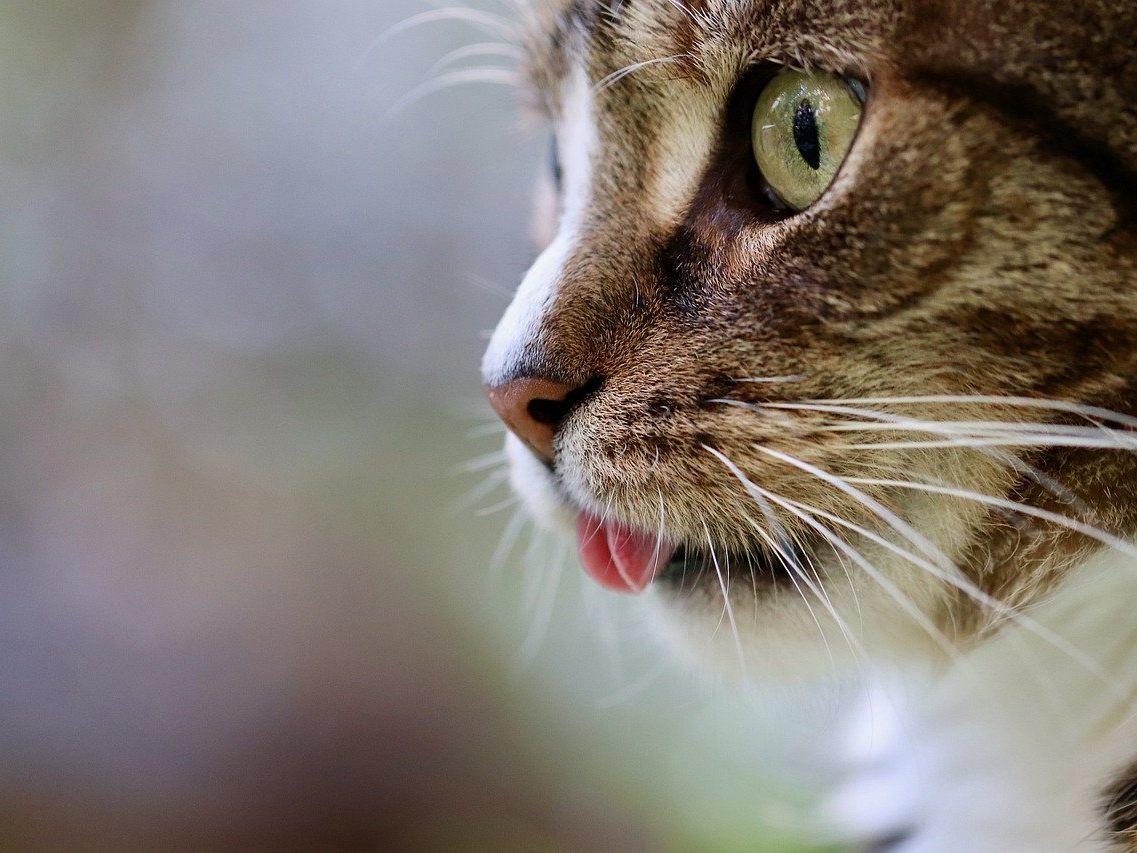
[{"xmin": 491, "ymin": 0, "xmax": 1137, "ymax": 671}]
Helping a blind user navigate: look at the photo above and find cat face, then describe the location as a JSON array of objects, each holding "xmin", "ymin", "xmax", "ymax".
[{"xmin": 483, "ymin": 0, "xmax": 1137, "ymax": 674}]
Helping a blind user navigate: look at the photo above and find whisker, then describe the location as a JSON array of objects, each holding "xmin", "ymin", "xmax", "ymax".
[
  {"xmin": 521, "ymin": 524, "xmax": 547, "ymax": 613},
  {"xmin": 704, "ymin": 448, "xmax": 863, "ymax": 661},
  {"xmin": 786, "ymin": 496, "xmax": 958, "ymax": 659},
  {"xmin": 746, "ymin": 516, "xmax": 838, "ymax": 666},
  {"xmin": 788, "ymin": 521, "xmax": 853, "ymax": 651},
  {"xmin": 756, "ymin": 401, "xmax": 1137, "ymax": 446},
  {"xmin": 738, "ymin": 483, "xmax": 839, "ymax": 657},
  {"xmin": 427, "ymin": 41, "xmax": 523, "ymax": 77},
  {"xmin": 366, "ymin": 7, "xmax": 517, "ymax": 62},
  {"xmin": 452, "ymin": 449, "xmax": 508, "ymax": 474},
  {"xmin": 595, "ymin": 54, "xmax": 686, "ymax": 93},
  {"xmin": 465, "ymin": 421, "xmax": 506, "ymax": 438},
  {"xmin": 448, "ymin": 467, "xmax": 508, "ymax": 515},
  {"xmin": 806, "ymin": 395, "xmax": 1137, "ymax": 429},
  {"xmin": 388, "ymin": 68, "xmax": 521, "ymax": 117},
  {"xmin": 490, "ymin": 507, "xmax": 528, "ymax": 579},
  {"xmin": 518, "ymin": 539, "xmax": 567, "ymax": 666},
  {"xmin": 843, "ymin": 476, "xmax": 1137, "ymax": 562},
  {"xmin": 775, "ymin": 491, "xmax": 1121, "ymax": 689},
  {"xmin": 706, "ymin": 446, "xmax": 948, "ymax": 659},
  {"xmin": 464, "ymin": 271, "xmax": 516, "ymax": 301},
  {"xmin": 474, "ymin": 494, "xmax": 520, "ymax": 517},
  {"xmin": 752, "ymin": 444, "xmax": 955, "ymax": 570},
  {"xmin": 711, "ymin": 447, "xmax": 1126, "ymax": 689},
  {"xmin": 835, "ymin": 436, "xmax": 1134, "ymax": 451},
  {"xmin": 813, "ymin": 421, "xmax": 1128, "ymax": 439},
  {"xmin": 663, "ymin": 0, "xmax": 701, "ymax": 24},
  {"xmin": 704, "ymin": 522, "xmax": 747, "ymax": 671},
  {"xmin": 592, "ymin": 661, "xmax": 670, "ymax": 709},
  {"xmin": 985, "ymin": 447, "xmax": 1083, "ymax": 510}
]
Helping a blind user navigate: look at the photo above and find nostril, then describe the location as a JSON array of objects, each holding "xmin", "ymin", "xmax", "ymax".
[
  {"xmin": 527, "ymin": 374, "xmax": 604, "ymax": 428},
  {"xmin": 527, "ymin": 397, "xmax": 569, "ymax": 427},
  {"xmin": 485, "ymin": 373, "xmax": 604, "ymax": 462},
  {"xmin": 568, "ymin": 374, "xmax": 605, "ymax": 407}
]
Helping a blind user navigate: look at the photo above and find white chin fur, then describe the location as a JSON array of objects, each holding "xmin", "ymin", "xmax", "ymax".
[
  {"xmin": 504, "ymin": 434, "xmax": 576, "ymax": 533},
  {"xmin": 505, "ymin": 433, "xmax": 949, "ymax": 680},
  {"xmin": 642, "ymin": 571, "xmax": 945, "ymax": 684}
]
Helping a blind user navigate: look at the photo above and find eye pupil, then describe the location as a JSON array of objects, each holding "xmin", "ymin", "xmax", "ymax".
[{"xmin": 792, "ymin": 99, "xmax": 821, "ymax": 170}]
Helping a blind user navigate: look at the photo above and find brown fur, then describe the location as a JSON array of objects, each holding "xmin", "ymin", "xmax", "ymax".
[
  {"xmin": 488, "ymin": 0, "xmax": 1137, "ymax": 842},
  {"xmin": 504, "ymin": 0, "xmax": 1137, "ymax": 642},
  {"xmin": 1106, "ymin": 760, "xmax": 1137, "ymax": 850}
]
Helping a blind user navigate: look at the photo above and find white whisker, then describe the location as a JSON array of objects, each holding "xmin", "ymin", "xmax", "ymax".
[
  {"xmin": 704, "ymin": 522, "xmax": 747, "ymax": 671},
  {"xmin": 806, "ymin": 395, "xmax": 1137, "ymax": 429},
  {"xmin": 704, "ymin": 447, "xmax": 864, "ymax": 662},
  {"xmin": 705, "ymin": 446, "xmax": 944, "ymax": 659},
  {"xmin": 521, "ymin": 525, "xmax": 548, "ymax": 612},
  {"xmin": 775, "ymin": 491, "xmax": 1121, "ymax": 689},
  {"xmin": 843, "ymin": 476, "xmax": 1137, "ymax": 562},
  {"xmin": 595, "ymin": 54, "xmax": 686, "ymax": 93},
  {"xmin": 475, "ymin": 494, "xmax": 520, "ymax": 517},
  {"xmin": 755, "ymin": 400, "xmax": 1137, "ymax": 447},
  {"xmin": 490, "ymin": 508, "xmax": 527, "ymax": 579},
  {"xmin": 465, "ymin": 421, "xmax": 506, "ymax": 438},
  {"xmin": 518, "ymin": 539, "xmax": 567, "ymax": 665},
  {"xmin": 753, "ymin": 444, "xmax": 956, "ymax": 570},
  {"xmin": 448, "ymin": 467, "xmax": 509, "ymax": 515},
  {"xmin": 836, "ymin": 436, "xmax": 1134, "ymax": 451},
  {"xmin": 453, "ymin": 449, "xmax": 508, "ymax": 474},
  {"xmin": 365, "ymin": 7, "xmax": 517, "ymax": 63},
  {"xmin": 388, "ymin": 68, "xmax": 520, "ymax": 117},
  {"xmin": 663, "ymin": 0, "xmax": 701, "ymax": 24},
  {"xmin": 593, "ymin": 661, "xmax": 670, "ymax": 709},
  {"xmin": 427, "ymin": 41, "xmax": 523, "ymax": 77}
]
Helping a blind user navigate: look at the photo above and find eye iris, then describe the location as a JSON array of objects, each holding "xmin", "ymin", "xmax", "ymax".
[
  {"xmin": 751, "ymin": 68, "xmax": 865, "ymax": 213},
  {"xmin": 792, "ymin": 99, "xmax": 821, "ymax": 170}
]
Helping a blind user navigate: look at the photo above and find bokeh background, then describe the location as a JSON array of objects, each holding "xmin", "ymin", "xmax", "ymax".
[{"xmin": 0, "ymin": 2, "xmax": 840, "ymax": 848}]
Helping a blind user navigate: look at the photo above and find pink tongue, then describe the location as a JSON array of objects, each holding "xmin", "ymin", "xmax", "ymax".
[{"xmin": 576, "ymin": 512, "xmax": 673, "ymax": 594}]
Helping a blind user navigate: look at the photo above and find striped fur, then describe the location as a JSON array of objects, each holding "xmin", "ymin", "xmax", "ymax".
[{"xmin": 482, "ymin": 1, "xmax": 1137, "ymax": 847}]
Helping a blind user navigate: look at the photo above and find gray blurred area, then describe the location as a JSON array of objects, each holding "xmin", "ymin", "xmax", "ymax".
[{"xmin": 0, "ymin": 2, "xmax": 829, "ymax": 849}]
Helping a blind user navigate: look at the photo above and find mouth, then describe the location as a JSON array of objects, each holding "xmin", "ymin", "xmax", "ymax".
[{"xmin": 575, "ymin": 510, "xmax": 803, "ymax": 595}]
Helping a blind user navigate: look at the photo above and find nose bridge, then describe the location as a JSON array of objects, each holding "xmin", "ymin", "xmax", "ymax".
[
  {"xmin": 544, "ymin": 227, "xmax": 628, "ymax": 358},
  {"xmin": 482, "ymin": 220, "xmax": 650, "ymax": 390}
]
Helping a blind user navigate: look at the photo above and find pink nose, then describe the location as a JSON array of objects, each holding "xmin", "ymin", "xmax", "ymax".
[{"xmin": 484, "ymin": 377, "xmax": 581, "ymax": 463}]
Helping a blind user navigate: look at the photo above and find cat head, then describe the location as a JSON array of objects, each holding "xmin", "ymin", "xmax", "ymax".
[{"xmin": 482, "ymin": 0, "xmax": 1137, "ymax": 675}]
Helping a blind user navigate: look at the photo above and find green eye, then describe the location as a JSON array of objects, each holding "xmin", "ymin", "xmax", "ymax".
[{"xmin": 751, "ymin": 68, "xmax": 865, "ymax": 212}]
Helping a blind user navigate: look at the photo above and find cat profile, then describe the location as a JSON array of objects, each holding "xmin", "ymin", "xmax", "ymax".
[{"xmin": 480, "ymin": 1, "xmax": 1137, "ymax": 848}]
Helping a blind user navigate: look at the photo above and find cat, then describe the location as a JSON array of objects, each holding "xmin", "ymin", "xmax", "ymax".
[{"xmin": 479, "ymin": 0, "xmax": 1137, "ymax": 849}]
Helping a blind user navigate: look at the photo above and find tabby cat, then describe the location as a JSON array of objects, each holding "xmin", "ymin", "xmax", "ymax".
[{"xmin": 479, "ymin": 1, "xmax": 1137, "ymax": 848}]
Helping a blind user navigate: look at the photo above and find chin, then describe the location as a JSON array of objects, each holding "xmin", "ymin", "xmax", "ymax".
[
  {"xmin": 504, "ymin": 436, "xmax": 950, "ymax": 682},
  {"xmin": 643, "ymin": 572, "xmax": 949, "ymax": 683},
  {"xmin": 503, "ymin": 434, "xmax": 577, "ymax": 534}
]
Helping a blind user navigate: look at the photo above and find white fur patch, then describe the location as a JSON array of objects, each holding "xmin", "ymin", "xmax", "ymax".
[
  {"xmin": 481, "ymin": 66, "xmax": 597, "ymax": 386},
  {"xmin": 829, "ymin": 544, "xmax": 1137, "ymax": 851}
]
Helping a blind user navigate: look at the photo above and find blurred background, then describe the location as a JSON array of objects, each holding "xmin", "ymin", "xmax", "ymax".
[{"xmin": 0, "ymin": 1, "xmax": 839, "ymax": 848}]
